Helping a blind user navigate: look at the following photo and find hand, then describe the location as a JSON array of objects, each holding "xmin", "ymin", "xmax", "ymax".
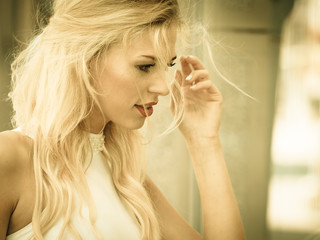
[{"xmin": 171, "ymin": 56, "xmax": 223, "ymax": 140}]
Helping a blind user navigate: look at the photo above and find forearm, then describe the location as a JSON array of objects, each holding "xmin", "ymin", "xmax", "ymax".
[{"xmin": 185, "ymin": 136, "xmax": 246, "ymax": 240}]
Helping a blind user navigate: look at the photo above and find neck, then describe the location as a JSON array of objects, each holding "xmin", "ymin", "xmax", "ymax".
[{"xmin": 85, "ymin": 107, "xmax": 109, "ymax": 134}]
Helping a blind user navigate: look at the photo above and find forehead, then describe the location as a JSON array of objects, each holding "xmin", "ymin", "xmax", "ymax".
[{"xmin": 126, "ymin": 26, "xmax": 177, "ymax": 61}]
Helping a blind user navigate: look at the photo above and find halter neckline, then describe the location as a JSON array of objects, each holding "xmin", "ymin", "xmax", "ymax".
[{"xmin": 89, "ymin": 132, "xmax": 105, "ymax": 152}]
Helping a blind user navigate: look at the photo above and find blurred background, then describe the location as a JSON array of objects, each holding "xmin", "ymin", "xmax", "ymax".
[{"xmin": 1, "ymin": 0, "xmax": 320, "ymax": 239}]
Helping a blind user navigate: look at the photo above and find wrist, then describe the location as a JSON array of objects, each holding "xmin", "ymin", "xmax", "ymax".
[{"xmin": 184, "ymin": 134, "xmax": 222, "ymax": 147}]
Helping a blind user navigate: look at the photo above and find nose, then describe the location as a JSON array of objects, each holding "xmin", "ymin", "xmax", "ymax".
[{"xmin": 148, "ymin": 72, "xmax": 170, "ymax": 96}]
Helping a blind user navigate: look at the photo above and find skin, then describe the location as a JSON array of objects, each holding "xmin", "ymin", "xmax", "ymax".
[
  {"xmin": 87, "ymin": 27, "xmax": 177, "ymax": 133},
  {"xmin": 89, "ymin": 25, "xmax": 246, "ymax": 239},
  {"xmin": 146, "ymin": 54, "xmax": 246, "ymax": 239},
  {"xmin": 0, "ymin": 131, "xmax": 35, "ymax": 238},
  {"xmin": 0, "ymin": 25, "xmax": 246, "ymax": 239}
]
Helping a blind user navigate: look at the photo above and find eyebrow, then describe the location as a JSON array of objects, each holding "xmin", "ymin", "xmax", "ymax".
[{"xmin": 141, "ymin": 55, "xmax": 177, "ymax": 63}]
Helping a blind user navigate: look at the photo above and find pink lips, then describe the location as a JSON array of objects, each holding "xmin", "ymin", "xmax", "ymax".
[{"xmin": 135, "ymin": 102, "xmax": 158, "ymax": 117}]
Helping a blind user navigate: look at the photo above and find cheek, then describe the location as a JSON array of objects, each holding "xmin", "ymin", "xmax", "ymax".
[
  {"xmin": 97, "ymin": 65, "xmax": 133, "ymax": 92},
  {"xmin": 97, "ymin": 72, "xmax": 140, "ymax": 107}
]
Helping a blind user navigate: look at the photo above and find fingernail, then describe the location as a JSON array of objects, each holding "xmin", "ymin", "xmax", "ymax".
[
  {"xmin": 190, "ymin": 84, "xmax": 196, "ymax": 89},
  {"xmin": 174, "ymin": 70, "xmax": 178, "ymax": 78},
  {"xmin": 185, "ymin": 74, "xmax": 192, "ymax": 81},
  {"xmin": 187, "ymin": 55, "xmax": 194, "ymax": 58}
]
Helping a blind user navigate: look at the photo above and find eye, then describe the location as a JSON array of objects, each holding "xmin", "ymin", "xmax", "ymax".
[
  {"xmin": 137, "ymin": 63, "xmax": 155, "ymax": 72},
  {"xmin": 168, "ymin": 62, "xmax": 176, "ymax": 67}
]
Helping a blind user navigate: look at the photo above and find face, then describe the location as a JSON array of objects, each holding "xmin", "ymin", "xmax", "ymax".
[{"xmin": 89, "ymin": 26, "xmax": 177, "ymax": 132}]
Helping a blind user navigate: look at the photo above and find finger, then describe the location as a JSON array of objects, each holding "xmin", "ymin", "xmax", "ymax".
[
  {"xmin": 190, "ymin": 80, "xmax": 221, "ymax": 96},
  {"xmin": 184, "ymin": 69, "xmax": 210, "ymax": 85},
  {"xmin": 184, "ymin": 55, "xmax": 205, "ymax": 70},
  {"xmin": 180, "ymin": 56, "xmax": 192, "ymax": 77}
]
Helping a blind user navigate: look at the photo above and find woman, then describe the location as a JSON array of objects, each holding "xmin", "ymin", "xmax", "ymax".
[{"xmin": 0, "ymin": 0, "xmax": 245, "ymax": 239}]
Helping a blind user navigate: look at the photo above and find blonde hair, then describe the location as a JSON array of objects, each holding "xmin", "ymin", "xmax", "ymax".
[{"xmin": 9, "ymin": 0, "xmax": 185, "ymax": 239}]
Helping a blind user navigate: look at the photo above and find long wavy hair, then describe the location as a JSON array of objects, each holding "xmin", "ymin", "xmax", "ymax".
[{"xmin": 9, "ymin": 0, "xmax": 189, "ymax": 239}]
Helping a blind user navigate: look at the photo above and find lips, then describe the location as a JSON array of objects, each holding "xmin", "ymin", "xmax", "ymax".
[{"xmin": 134, "ymin": 102, "xmax": 158, "ymax": 117}]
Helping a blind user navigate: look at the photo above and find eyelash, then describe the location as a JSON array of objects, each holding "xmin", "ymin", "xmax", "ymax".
[
  {"xmin": 137, "ymin": 62, "xmax": 176, "ymax": 73},
  {"xmin": 138, "ymin": 64, "xmax": 155, "ymax": 72}
]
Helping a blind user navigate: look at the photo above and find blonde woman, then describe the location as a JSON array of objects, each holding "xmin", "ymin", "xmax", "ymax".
[{"xmin": 0, "ymin": 0, "xmax": 245, "ymax": 239}]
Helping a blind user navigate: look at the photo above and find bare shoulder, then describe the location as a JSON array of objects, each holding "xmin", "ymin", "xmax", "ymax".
[
  {"xmin": 0, "ymin": 130, "xmax": 33, "ymax": 189},
  {"xmin": 0, "ymin": 130, "xmax": 33, "ymax": 169},
  {"xmin": 0, "ymin": 130, "xmax": 33, "ymax": 239}
]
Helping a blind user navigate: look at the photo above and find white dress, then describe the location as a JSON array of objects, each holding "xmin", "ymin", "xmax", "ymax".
[{"xmin": 6, "ymin": 132, "xmax": 140, "ymax": 240}]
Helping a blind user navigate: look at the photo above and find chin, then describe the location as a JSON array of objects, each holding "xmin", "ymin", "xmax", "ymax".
[
  {"xmin": 117, "ymin": 118, "xmax": 146, "ymax": 130},
  {"xmin": 131, "ymin": 120, "xmax": 146, "ymax": 130}
]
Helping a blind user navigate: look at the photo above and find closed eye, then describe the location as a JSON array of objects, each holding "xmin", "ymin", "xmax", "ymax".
[{"xmin": 137, "ymin": 64, "xmax": 155, "ymax": 72}]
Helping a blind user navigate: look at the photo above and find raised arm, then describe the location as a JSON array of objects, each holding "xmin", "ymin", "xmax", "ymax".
[{"xmin": 174, "ymin": 55, "xmax": 246, "ymax": 240}]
